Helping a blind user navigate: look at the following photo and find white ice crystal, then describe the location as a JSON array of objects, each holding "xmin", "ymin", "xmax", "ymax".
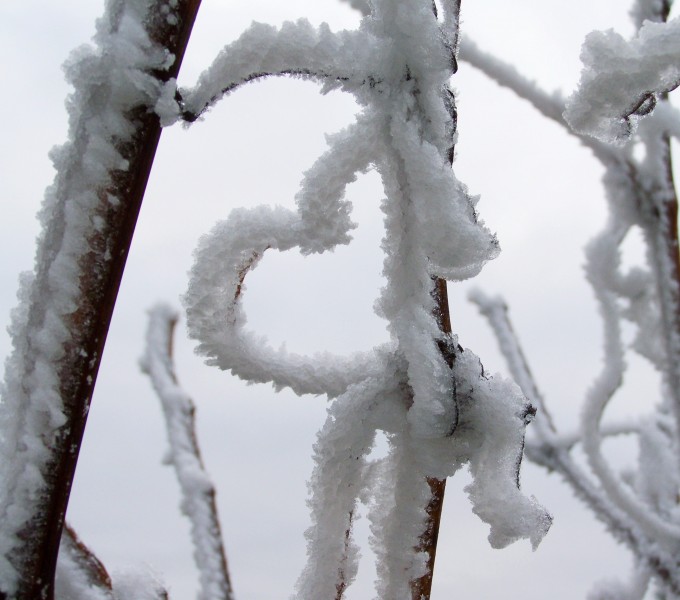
[
  {"xmin": 179, "ymin": 0, "xmax": 549, "ymax": 596},
  {"xmin": 0, "ymin": 0, "xmax": 176, "ymax": 592},
  {"xmin": 565, "ymin": 17, "xmax": 680, "ymax": 143}
]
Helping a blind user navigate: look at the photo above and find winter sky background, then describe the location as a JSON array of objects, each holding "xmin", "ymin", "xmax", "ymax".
[{"xmin": 1, "ymin": 0, "xmax": 678, "ymax": 598}]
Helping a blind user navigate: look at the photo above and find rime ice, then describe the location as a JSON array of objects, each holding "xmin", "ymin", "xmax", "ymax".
[
  {"xmin": 565, "ymin": 16, "xmax": 680, "ymax": 143},
  {"xmin": 466, "ymin": 1, "xmax": 680, "ymax": 595},
  {"xmin": 181, "ymin": 0, "xmax": 549, "ymax": 596},
  {"xmin": 0, "ymin": 0, "xmax": 176, "ymax": 593}
]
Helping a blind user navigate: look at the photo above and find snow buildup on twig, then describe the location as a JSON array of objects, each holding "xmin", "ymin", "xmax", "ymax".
[
  {"xmin": 140, "ymin": 304, "xmax": 234, "ymax": 600},
  {"xmin": 0, "ymin": 0, "xmax": 175, "ymax": 592},
  {"xmin": 564, "ymin": 16, "xmax": 680, "ymax": 143},
  {"xmin": 111, "ymin": 566, "xmax": 170, "ymax": 600},
  {"xmin": 55, "ymin": 525, "xmax": 114, "ymax": 600},
  {"xmin": 181, "ymin": 0, "xmax": 548, "ymax": 594}
]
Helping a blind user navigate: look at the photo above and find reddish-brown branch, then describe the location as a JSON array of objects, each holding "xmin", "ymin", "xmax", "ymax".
[
  {"xmin": 334, "ymin": 511, "xmax": 355, "ymax": 600},
  {"xmin": 3, "ymin": 3, "xmax": 202, "ymax": 598},
  {"xmin": 59, "ymin": 524, "xmax": 114, "ymax": 595},
  {"xmin": 409, "ymin": 277, "xmax": 454, "ymax": 600}
]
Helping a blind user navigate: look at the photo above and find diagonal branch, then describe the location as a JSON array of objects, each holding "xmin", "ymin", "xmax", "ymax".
[
  {"xmin": 458, "ymin": 36, "xmax": 615, "ymax": 163},
  {"xmin": 55, "ymin": 524, "xmax": 115, "ymax": 600},
  {"xmin": 0, "ymin": 2, "xmax": 202, "ymax": 598},
  {"xmin": 470, "ymin": 289, "xmax": 680, "ymax": 596}
]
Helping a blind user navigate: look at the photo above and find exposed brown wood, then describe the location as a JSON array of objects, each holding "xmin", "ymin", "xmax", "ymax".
[
  {"xmin": 409, "ymin": 5, "xmax": 462, "ymax": 594},
  {"xmin": 163, "ymin": 315, "xmax": 235, "ymax": 600},
  {"xmin": 60, "ymin": 524, "xmax": 114, "ymax": 595},
  {"xmin": 2, "ymin": 2, "xmax": 202, "ymax": 598}
]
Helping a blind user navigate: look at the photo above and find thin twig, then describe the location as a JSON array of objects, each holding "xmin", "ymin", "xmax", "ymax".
[
  {"xmin": 141, "ymin": 305, "xmax": 235, "ymax": 600},
  {"xmin": 470, "ymin": 290, "xmax": 680, "ymax": 596},
  {"xmin": 55, "ymin": 524, "xmax": 115, "ymax": 599}
]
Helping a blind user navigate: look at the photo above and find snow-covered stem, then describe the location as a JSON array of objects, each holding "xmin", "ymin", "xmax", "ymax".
[
  {"xmin": 470, "ymin": 291, "xmax": 680, "ymax": 596},
  {"xmin": 410, "ymin": 278, "xmax": 454, "ymax": 600},
  {"xmin": 640, "ymin": 132, "xmax": 680, "ymax": 471},
  {"xmin": 54, "ymin": 524, "xmax": 114, "ymax": 600},
  {"xmin": 0, "ymin": 2, "xmax": 201, "ymax": 598},
  {"xmin": 458, "ymin": 36, "xmax": 614, "ymax": 163},
  {"xmin": 141, "ymin": 304, "xmax": 235, "ymax": 600},
  {"xmin": 182, "ymin": 0, "xmax": 551, "ymax": 596}
]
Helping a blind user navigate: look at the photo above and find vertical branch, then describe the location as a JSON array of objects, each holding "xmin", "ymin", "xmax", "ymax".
[
  {"xmin": 410, "ymin": 278, "xmax": 454, "ymax": 600},
  {"xmin": 334, "ymin": 510, "xmax": 354, "ymax": 600},
  {"xmin": 409, "ymin": 3, "xmax": 462, "ymax": 591},
  {"xmin": 0, "ymin": 2, "xmax": 202, "ymax": 598},
  {"xmin": 655, "ymin": 135, "xmax": 680, "ymax": 434},
  {"xmin": 141, "ymin": 305, "xmax": 235, "ymax": 600}
]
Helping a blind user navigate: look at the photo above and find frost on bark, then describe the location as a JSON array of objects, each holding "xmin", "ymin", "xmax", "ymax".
[
  {"xmin": 0, "ymin": 1, "xmax": 200, "ymax": 598},
  {"xmin": 1, "ymin": 0, "xmax": 561, "ymax": 598},
  {"xmin": 179, "ymin": 0, "xmax": 549, "ymax": 597}
]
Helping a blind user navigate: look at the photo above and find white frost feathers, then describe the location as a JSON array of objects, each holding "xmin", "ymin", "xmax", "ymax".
[
  {"xmin": 181, "ymin": 0, "xmax": 548, "ymax": 596},
  {"xmin": 565, "ymin": 17, "xmax": 680, "ymax": 142},
  {"xmin": 0, "ymin": 0, "xmax": 175, "ymax": 593}
]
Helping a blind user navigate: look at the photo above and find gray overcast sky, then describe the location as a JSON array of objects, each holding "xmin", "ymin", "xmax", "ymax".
[{"xmin": 1, "ymin": 1, "xmax": 675, "ymax": 598}]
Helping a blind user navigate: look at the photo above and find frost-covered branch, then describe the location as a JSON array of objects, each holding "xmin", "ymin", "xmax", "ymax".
[
  {"xmin": 54, "ymin": 524, "xmax": 114, "ymax": 600},
  {"xmin": 0, "ymin": 1, "xmax": 201, "ymax": 597},
  {"xmin": 181, "ymin": 1, "xmax": 550, "ymax": 597},
  {"xmin": 169, "ymin": 20, "xmax": 381, "ymax": 123},
  {"xmin": 141, "ymin": 305, "xmax": 235, "ymax": 600},
  {"xmin": 458, "ymin": 36, "xmax": 615, "ymax": 163},
  {"xmin": 565, "ymin": 16, "xmax": 680, "ymax": 143},
  {"xmin": 470, "ymin": 291, "xmax": 680, "ymax": 597},
  {"xmin": 467, "ymin": 12, "xmax": 680, "ymax": 594}
]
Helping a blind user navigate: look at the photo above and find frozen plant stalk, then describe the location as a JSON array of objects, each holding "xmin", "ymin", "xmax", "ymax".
[
  {"xmin": 179, "ymin": 0, "xmax": 551, "ymax": 597},
  {"xmin": 467, "ymin": 1, "xmax": 680, "ymax": 596},
  {"xmin": 0, "ymin": 0, "xmax": 201, "ymax": 597}
]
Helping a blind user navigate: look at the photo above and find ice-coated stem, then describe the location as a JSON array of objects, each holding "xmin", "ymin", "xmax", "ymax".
[
  {"xmin": 469, "ymin": 291, "xmax": 680, "ymax": 597},
  {"xmin": 55, "ymin": 524, "xmax": 115, "ymax": 600},
  {"xmin": 0, "ymin": 2, "xmax": 201, "ymax": 598},
  {"xmin": 646, "ymin": 134, "xmax": 680, "ymax": 467},
  {"xmin": 409, "ymin": 278, "xmax": 453, "ymax": 600},
  {"xmin": 141, "ymin": 305, "xmax": 235, "ymax": 600},
  {"xmin": 407, "ymin": 3, "xmax": 462, "ymax": 585}
]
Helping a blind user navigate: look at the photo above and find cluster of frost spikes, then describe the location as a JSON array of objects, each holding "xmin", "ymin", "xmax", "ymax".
[
  {"xmin": 464, "ymin": 0, "xmax": 680, "ymax": 596},
  {"xmin": 176, "ymin": 0, "xmax": 551, "ymax": 596},
  {"xmin": 0, "ymin": 0, "xmax": 176, "ymax": 594}
]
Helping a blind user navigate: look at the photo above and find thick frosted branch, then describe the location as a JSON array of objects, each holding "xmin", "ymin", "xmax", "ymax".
[
  {"xmin": 141, "ymin": 304, "xmax": 235, "ymax": 600},
  {"xmin": 0, "ymin": 1, "xmax": 201, "ymax": 596}
]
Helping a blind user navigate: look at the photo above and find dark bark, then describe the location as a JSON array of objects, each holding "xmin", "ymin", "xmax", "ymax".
[{"xmin": 2, "ymin": 2, "xmax": 202, "ymax": 598}]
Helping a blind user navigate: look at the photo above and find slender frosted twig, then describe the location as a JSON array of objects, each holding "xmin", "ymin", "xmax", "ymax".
[
  {"xmin": 458, "ymin": 36, "xmax": 615, "ymax": 163},
  {"xmin": 55, "ymin": 524, "xmax": 115, "ymax": 600},
  {"xmin": 470, "ymin": 290, "xmax": 679, "ymax": 595},
  {"xmin": 141, "ymin": 304, "xmax": 235, "ymax": 600}
]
